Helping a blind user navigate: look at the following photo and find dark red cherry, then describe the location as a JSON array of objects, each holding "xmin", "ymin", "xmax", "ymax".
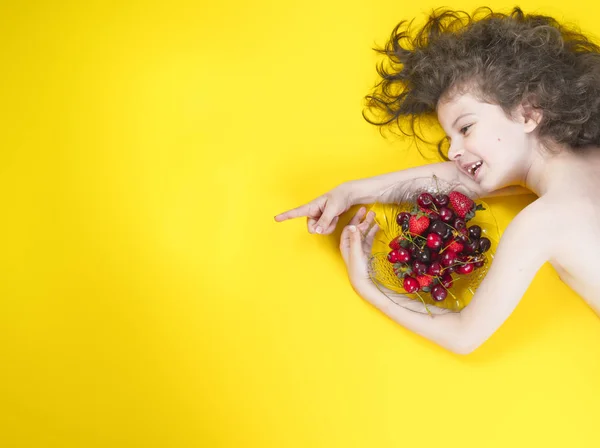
[
  {"xmin": 427, "ymin": 261, "xmax": 442, "ymax": 276},
  {"xmin": 430, "ymin": 220, "xmax": 446, "ymax": 236},
  {"xmin": 463, "ymin": 240, "xmax": 479, "ymax": 254},
  {"xmin": 479, "ymin": 237, "xmax": 491, "ymax": 252},
  {"xmin": 434, "ymin": 194, "xmax": 449, "ymax": 207},
  {"xmin": 431, "ymin": 284, "xmax": 448, "ymax": 301},
  {"xmin": 417, "ymin": 193, "xmax": 434, "ymax": 209},
  {"xmin": 454, "ymin": 218, "xmax": 466, "ymax": 231},
  {"xmin": 416, "ymin": 247, "xmax": 431, "ymax": 263},
  {"xmin": 441, "ymin": 273, "xmax": 454, "ymax": 288},
  {"xmin": 396, "ymin": 212, "xmax": 411, "ymax": 226},
  {"xmin": 441, "ymin": 251, "xmax": 457, "ymax": 267},
  {"xmin": 412, "ymin": 260, "xmax": 428, "ymax": 275},
  {"xmin": 468, "ymin": 225, "xmax": 482, "ymax": 239},
  {"xmin": 439, "ymin": 207, "xmax": 454, "ymax": 223}
]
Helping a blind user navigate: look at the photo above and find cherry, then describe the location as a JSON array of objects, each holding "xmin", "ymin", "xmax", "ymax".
[
  {"xmin": 474, "ymin": 260, "xmax": 485, "ymax": 268},
  {"xmin": 430, "ymin": 251, "xmax": 439, "ymax": 261},
  {"xmin": 441, "ymin": 251, "xmax": 457, "ymax": 267},
  {"xmin": 454, "ymin": 218, "xmax": 466, "ymax": 231},
  {"xmin": 441, "ymin": 273, "xmax": 454, "ymax": 288},
  {"xmin": 468, "ymin": 225, "xmax": 482, "ymax": 239},
  {"xmin": 387, "ymin": 250, "xmax": 399, "ymax": 263},
  {"xmin": 427, "ymin": 261, "xmax": 442, "ymax": 276},
  {"xmin": 417, "ymin": 193, "xmax": 434, "ymax": 209},
  {"xmin": 416, "ymin": 247, "xmax": 431, "ymax": 263},
  {"xmin": 431, "ymin": 284, "xmax": 448, "ymax": 301},
  {"xmin": 396, "ymin": 248, "xmax": 411, "ymax": 263},
  {"xmin": 479, "ymin": 237, "xmax": 491, "ymax": 252},
  {"xmin": 408, "ymin": 243, "xmax": 419, "ymax": 257},
  {"xmin": 430, "ymin": 220, "xmax": 447, "ymax": 236},
  {"xmin": 463, "ymin": 239, "xmax": 479, "ymax": 254},
  {"xmin": 412, "ymin": 260, "xmax": 428, "ymax": 275},
  {"xmin": 439, "ymin": 207, "xmax": 454, "ymax": 223},
  {"xmin": 434, "ymin": 194, "xmax": 449, "ymax": 207},
  {"xmin": 403, "ymin": 276, "xmax": 420, "ymax": 293},
  {"xmin": 426, "ymin": 232, "xmax": 443, "ymax": 250},
  {"xmin": 428, "ymin": 211, "xmax": 441, "ymax": 221},
  {"xmin": 396, "ymin": 212, "xmax": 411, "ymax": 226},
  {"xmin": 457, "ymin": 233, "xmax": 469, "ymax": 244},
  {"xmin": 456, "ymin": 263, "xmax": 474, "ymax": 275},
  {"xmin": 444, "ymin": 265, "xmax": 456, "ymax": 274}
]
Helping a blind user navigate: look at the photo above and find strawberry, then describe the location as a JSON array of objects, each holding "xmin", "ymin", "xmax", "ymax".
[
  {"xmin": 445, "ymin": 239, "xmax": 464, "ymax": 253},
  {"xmin": 416, "ymin": 275, "xmax": 433, "ymax": 290},
  {"xmin": 408, "ymin": 215, "xmax": 430, "ymax": 235},
  {"xmin": 389, "ymin": 236, "xmax": 410, "ymax": 250},
  {"xmin": 448, "ymin": 191, "xmax": 474, "ymax": 219}
]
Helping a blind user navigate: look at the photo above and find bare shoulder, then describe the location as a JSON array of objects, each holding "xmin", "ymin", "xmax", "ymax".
[
  {"xmin": 504, "ymin": 197, "xmax": 559, "ymax": 242},
  {"xmin": 484, "ymin": 196, "xmax": 561, "ymax": 274}
]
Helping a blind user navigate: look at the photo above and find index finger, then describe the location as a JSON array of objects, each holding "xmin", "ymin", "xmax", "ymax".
[{"xmin": 274, "ymin": 203, "xmax": 312, "ymax": 222}]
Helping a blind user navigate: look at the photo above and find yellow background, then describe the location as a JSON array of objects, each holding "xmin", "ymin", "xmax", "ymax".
[{"xmin": 1, "ymin": 0, "xmax": 599, "ymax": 446}]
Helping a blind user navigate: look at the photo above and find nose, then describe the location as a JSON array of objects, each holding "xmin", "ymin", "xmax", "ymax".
[{"xmin": 447, "ymin": 141, "xmax": 464, "ymax": 161}]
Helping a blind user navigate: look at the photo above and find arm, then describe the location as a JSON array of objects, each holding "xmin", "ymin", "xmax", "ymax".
[
  {"xmin": 351, "ymin": 161, "xmax": 531, "ymax": 204},
  {"xmin": 275, "ymin": 161, "xmax": 531, "ymax": 236},
  {"xmin": 344, "ymin": 200, "xmax": 552, "ymax": 354}
]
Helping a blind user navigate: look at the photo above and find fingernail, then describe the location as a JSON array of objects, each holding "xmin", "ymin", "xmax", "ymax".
[
  {"xmin": 349, "ymin": 225, "xmax": 356, "ymax": 232},
  {"xmin": 315, "ymin": 226, "xmax": 322, "ymax": 234}
]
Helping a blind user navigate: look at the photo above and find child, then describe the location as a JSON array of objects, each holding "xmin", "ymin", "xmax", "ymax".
[{"xmin": 274, "ymin": 7, "xmax": 600, "ymax": 354}]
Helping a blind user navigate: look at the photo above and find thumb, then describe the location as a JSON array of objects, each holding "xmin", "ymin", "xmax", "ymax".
[
  {"xmin": 314, "ymin": 203, "xmax": 340, "ymax": 234},
  {"xmin": 348, "ymin": 226, "xmax": 365, "ymax": 262}
]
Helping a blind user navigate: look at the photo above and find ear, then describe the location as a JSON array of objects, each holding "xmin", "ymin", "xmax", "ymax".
[{"xmin": 517, "ymin": 101, "xmax": 543, "ymax": 133}]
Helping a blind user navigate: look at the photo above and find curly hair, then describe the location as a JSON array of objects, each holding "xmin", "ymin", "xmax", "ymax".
[{"xmin": 364, "ymin": 7, "xmax": 600, "ymax": 153}]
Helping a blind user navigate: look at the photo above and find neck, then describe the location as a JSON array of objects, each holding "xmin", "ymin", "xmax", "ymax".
[{"xmin": 523, "ymin": 141, "xmax": 578, "ymax": 196}]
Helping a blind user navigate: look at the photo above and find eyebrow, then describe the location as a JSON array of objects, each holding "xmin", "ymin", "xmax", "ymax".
[{"xmin": 452, "ymin": 113, "xmax": 476, "ymax": 127}]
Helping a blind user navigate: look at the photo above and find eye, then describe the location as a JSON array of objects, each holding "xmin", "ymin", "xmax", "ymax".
[{"xmin": 460, "ymin": 124, "xmax": 473, "ymax": 135}]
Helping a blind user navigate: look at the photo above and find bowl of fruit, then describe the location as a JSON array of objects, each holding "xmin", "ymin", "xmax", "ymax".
[{"xmin": 367, "ymin": 176, "xmax": 499, "ymax": 314}]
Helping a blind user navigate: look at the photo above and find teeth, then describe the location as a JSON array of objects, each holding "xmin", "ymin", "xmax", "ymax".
[{"xmin": 468, "ymin": 161, "xmax": 482, "ymax": 176}]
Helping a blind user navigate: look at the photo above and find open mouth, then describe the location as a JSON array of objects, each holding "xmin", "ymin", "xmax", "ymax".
[{"xmin": 467, "ymin": 161, "xmax": 483, "ymax": 178}]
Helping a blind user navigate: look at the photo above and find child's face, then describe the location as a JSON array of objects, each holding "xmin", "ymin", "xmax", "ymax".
[{"xmin": 437, "ymin": 92, "xmax": 534, "ymax": 192}]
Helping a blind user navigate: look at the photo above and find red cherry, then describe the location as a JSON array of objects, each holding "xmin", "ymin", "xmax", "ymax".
[
  {"xmin": 426, "ymin": 232, "xmax": 443, "ymax": 250},
  {"xmin": 474, "ymin": 260, "xmax": 485, "ymax": 268},
  {"xmin": 441, "ymin": 273, "xmax": 453, "ymax": 288},
  {"xmin": 427, "ymin": 261, "xmax": 442, "ymax": 276},
  {"xmin": 431, "ymin": 284, "xmax": 448, "ymax": 301},
  {"xmin": 441, "ymin": 251, "xmax": 457, "ymax": 267},
  {"xmin": 387, "ymin": 250, "xmax": 399, "ymax": 263},
  {"xmin": 456, "ymin": 263, "xmax": 474, "ymax": 275},
  {"xmin": 396, "ymin": 248, "xmax": 411, "ymax": 263},
  {"xmin": 403, "ymin": 276, "xmax": 420, "ymax": 293}
]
